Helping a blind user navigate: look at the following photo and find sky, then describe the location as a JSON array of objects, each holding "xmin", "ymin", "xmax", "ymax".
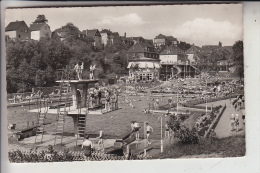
[{"xmin": 5, "ymin": 4, "xmax": 243, "ymax": 46}]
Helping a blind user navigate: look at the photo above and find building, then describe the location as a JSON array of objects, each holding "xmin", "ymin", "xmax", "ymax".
[
  {"xmin": 30, "ymin": 23, "xmax": 51, "ymax": 41},
  {"xmin": 127, "ymin": 57, "xmax": 161, "ymax": 81},
  {"xmin": 100, "ymin": 29, "xmax": 112, "ymax": 45},
  {"xmin": 185, "ymin": 44, "xmax": 202, "ymax": 63},
  {"xmin": 5, "ymin": 20, "xmax": 31, "ymax": 40},
  {"xmin": 127, "ymin": 42, "xmax": 160, "ymax": 81},
  {"xmin": 160, "ymin": 45, "xmax": 198, "ymax": 80},
  {"xmin": 154, "ymin": 34, "xmax": 178, "ymax": 47},
  {"xmin": 52, "ymin": 27, "xmax": 67, "ymax": 41},
  {"xmin": 84, "ymin": 29, "xmax": 102, "ymax": 46},
  {"xmin": 160, "ymin": 45, "xmax": 184, "ymax": 64},
  {"xmin": 127, "ymin": 42, "xmax": 159, "ymax": 60}
]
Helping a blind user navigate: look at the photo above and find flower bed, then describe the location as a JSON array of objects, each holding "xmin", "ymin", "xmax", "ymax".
[{"xmin": 8, "ymin": 145, "xmax": 149, "ymax": 162}]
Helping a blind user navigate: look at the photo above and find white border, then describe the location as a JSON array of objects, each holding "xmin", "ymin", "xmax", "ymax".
[{"xmin": 1, "ymin": 2, "xmax": 259, "ymax": 173}]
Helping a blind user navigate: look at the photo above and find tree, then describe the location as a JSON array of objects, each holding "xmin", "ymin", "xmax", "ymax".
[
  {"xmin": 33, "ymin": 14, "xmax": 48, "ymax": 24},
  {"xmin": 178, "ymin": 41, "xmax": 191, "ymax": 51},
  {"xmin": 232, "ymin": 40, "xmax": 244, "ymax": 79}
]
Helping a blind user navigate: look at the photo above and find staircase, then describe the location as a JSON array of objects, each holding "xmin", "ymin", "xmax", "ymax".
[
  {"xmin": 60, "ymin": 83, "xmax": 70, "ymax": 96},
  {"xmin": 54, "ymin": 109, "xmax": 66, "ymax": 145},
  {"xmin": 76, "ymin": 113, "xmax": 87, "ymax": 146},
  {"xmin": 35, "ymin": 111, "xmax": 46, "ymax": 143}
]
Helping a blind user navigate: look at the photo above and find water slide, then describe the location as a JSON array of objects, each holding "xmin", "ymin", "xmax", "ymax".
[{"xmin": 172, "ymin": 65, "xmax": 182, "ymax": 77}]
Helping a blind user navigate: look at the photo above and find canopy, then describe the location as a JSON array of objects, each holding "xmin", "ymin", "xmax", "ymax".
[{"xmin": 127, "ymin": 61, "xmax": 161, "ymax": 69}]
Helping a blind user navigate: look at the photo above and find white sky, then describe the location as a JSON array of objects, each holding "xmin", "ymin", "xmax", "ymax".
[{"xmin": 5, "ymin": 4, "xmax": 243, "ymax": 46}]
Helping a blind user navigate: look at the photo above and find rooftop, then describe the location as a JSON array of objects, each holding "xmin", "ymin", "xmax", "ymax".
[{"xmin": 5, "ymin": 21, "xmax": 28, "ymax": 31}]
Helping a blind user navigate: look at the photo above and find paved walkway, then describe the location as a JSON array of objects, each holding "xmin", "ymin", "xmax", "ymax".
[{"xmin": 198, "ymin": 99, "xmax": 245, "ymax": 138}]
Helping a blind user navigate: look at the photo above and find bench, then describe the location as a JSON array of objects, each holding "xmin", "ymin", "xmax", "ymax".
[
  {"xmin": 13, "ymin": 125, "xmax": 38, "ymax": 140},
  {"xmin": 49, "ymin": 102, "xmax": 72, "ymax": 109},
  {"xmin": 88, "ymin": 104, "xmax": 104, "ymax": 111}
]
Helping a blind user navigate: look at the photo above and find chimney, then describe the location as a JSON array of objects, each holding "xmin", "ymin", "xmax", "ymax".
[{"xmin": 124, "ymin": 32, "xmax": 126, "ymax": 38}]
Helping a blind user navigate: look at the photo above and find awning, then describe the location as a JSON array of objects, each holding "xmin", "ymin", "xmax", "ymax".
[{"xmin": 127, "ymin": 61, "xmax": 161, "ymax": 69}]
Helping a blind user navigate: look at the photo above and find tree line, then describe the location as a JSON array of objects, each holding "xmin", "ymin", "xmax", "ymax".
[
  {"xmin": 6, "ymin": 15, "xmax": 244, "ymax": 93},
  {"xmin": 6, "ymin": 22, "xmax": 132, "ymax": 93}
]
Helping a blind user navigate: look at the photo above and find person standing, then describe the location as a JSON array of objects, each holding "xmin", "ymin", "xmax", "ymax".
[
  {"xmin": 131, "ymin": 121, "xmax": 135, "ymax": 132},
  {"xmin": 242, "ymin": 109, "xmax": 245, "ymax": 125},
  {"xmin": 235, "ymin": 114, "xmax": 240, "ymax": 132},
  {"xmin": 145, "ymin": 122, "xmax": 153, "ymax": 145},
  {"xmin": 165, "ymin": 121, "xmax": 170, "ymax": 139},
  {"xmin": 133, "ymin": 121, "xmax": 140, "ymax": 140},
  {"xmin": 97, "ymin": 129, "xmax": 104, "ymax": 150},
  {"xmin": 230, "ymin": 114, "xmax": 235, "ymax": 131},
  {"xmin": 104, "ymin": 90, "xmax": 110, "ymax": 111},
  {"xmin": 81, "ymin": 135, "xmax": 93, "ymax": 157}
]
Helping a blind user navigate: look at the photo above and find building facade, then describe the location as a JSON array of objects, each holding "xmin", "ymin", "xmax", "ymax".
[
  {"xmin": 127, "ymin": 58, "xmax": 161, "ymax": 81},
  {"xmin": 5, "ymin": 21, "xmax": 31, "ymax": 40},
  {"xmin": 159, "ymin": 45, "xmax": 198, "ymax": 80},
  {"xmin": 85, "ymin": 29, "xmax": 102, "ymax": 47},
  {"xmin": 154, "ymin": 34, "xmax": 178, "ymax": 47},
  {"xmin": 30, "ymin": 23, "xmax": 51, "ymax": 41}
]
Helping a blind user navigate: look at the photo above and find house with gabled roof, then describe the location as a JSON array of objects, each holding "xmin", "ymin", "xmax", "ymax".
[
  {"xmin": 84, "ymin": 29, "xmax": 102, "ymax": 46},
  {"xmin": 160, "ymin": 45, "xmax": 184, "ymax": 64},
  {"xmin": 100, "ymin": 29, "xmax": 112, "ymax": 45},
  {"xmin": 52, "ymin": 27, "xmax": 67, "ymax": 41},
  {"xmin": 127, "ymin": 42, "xmax": 160, "ymax": 81},
  {"xmin": 127, "ymin": 42, "xmax": 159, "ymax": 60},
  {"xmin": 185, "ymin": 44, "xmax": 202, "ymax": 63},
  {"xmin": 30, "ymin": 23, "xmax": 51, "ymax": 41},
  {"xmin": 5, "ymin": 20, "xmax": 31, "ymax": 40},
  {"xmin": 160, "ymin": 44, "xmax": 198, "ymax": 80},
  {"xmin": 154, "ymin": 34, "xmax": 178, "ymax": 47}
]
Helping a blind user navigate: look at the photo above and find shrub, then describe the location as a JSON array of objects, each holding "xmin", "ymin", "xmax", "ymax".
[{"xmin": 175, "ymin": 127, "xmax": 199, "ymax": 144}]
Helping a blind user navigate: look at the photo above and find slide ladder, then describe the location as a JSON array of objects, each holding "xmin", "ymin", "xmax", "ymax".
[
  {"xmin": 54, "ymin": 107, "xmax": 66, "ymax": 145},
  {"xmin": 35, "ymin": 99, "xmax": 47, "ymax": 143},
  {"xmin": 76, "ymin": 113, "xmax": 87, "ymax": 146},
  {"xmin": 35, "ymin": 111, "xmax": 47, "ymax": 143}
]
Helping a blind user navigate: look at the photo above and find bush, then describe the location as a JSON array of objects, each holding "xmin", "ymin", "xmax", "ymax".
[
  {"xmin": 8, "ymin": 145, "xmax": 149, "ymax": 162},
  {"xmin": 175, "ymin": 127, "xmax": 199, "ymax": 144}
]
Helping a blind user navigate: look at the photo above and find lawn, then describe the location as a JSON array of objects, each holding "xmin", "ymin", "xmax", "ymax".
[
  {"xmin": 154, "ymin": 135, "xmax": 246, "ymax": 159},
  {"xmin": 7, "ymin": 94, "xmax": 182, "ymax": 141}
]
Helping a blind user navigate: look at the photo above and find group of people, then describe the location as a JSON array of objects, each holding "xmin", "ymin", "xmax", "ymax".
[
  {"xmin": 230, "ymin": 114, "xmax": 240, "ymax": 132},
  {"xmin": 81, "ymin": 129, "xmax": 104, "ymax": 157},
  {"xmin": 87, "ymin": 84, "xmax": 119, "ymax": 111},
  {"xmin": 130, "ymin": 121, "xmax": 154, "ymax": 145}
]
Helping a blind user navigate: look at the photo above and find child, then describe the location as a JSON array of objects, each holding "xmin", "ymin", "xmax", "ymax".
[
  {"xmin": 97, "ymin": 129, "xmax": 104, "ymax": 150},
  {"xmin": 230, "ymin": 114, "xmax": 235, "ymax": 131},
  {"xmin": 145, "ymin": 122, "xmax": 153, "ymax": 145},
  {"xmin": 133, "ymin": 121, "xmax": 140, "ymax": 140},
  {"xmin": 165, "ymin": 122, "xmax": 170, "ymax": 139},
  {"xmin": 235, "ymin": 114, "xmax": 240, "ymax": 132}
]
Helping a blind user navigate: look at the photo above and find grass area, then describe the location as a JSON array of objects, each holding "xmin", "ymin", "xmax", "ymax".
[{"xmin": 154, "ymin": 135, "xmax": 245, "ymax": 159}]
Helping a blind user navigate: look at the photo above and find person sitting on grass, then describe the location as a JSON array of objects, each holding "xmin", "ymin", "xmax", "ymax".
[{"xmin": 81, "ymin": 135, "xmax": 93, "ymax": 157}]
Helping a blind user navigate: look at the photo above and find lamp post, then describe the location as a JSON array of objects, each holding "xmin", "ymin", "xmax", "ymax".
[
  {"xmin": 144, "ymin": 121, "xmax": 147, "ymax": 156},
  {"xmin": 205, "ymin": 75, "xmax": 208, "ymax": 114},
  {"xmin": 158, "ymin": 115, "xmax": 164, "ymax": 153}
]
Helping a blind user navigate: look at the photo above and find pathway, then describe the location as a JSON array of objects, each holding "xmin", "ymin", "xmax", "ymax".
[{"xmin": 198, "ymin": 99, "xmax": 245, "ymax": 138}]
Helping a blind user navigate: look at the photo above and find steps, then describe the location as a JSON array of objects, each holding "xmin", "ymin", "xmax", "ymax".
[
  {"xmin": 35, "ymin": 112, "xmax": 46, "ymax": 143},
  {"xmin": 54, "ymin": 110, "xmax": 66, "ymax": 145},
  {"xmin": 76, "ymin": 114, "xmax": 87, "ymax": 146}
]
